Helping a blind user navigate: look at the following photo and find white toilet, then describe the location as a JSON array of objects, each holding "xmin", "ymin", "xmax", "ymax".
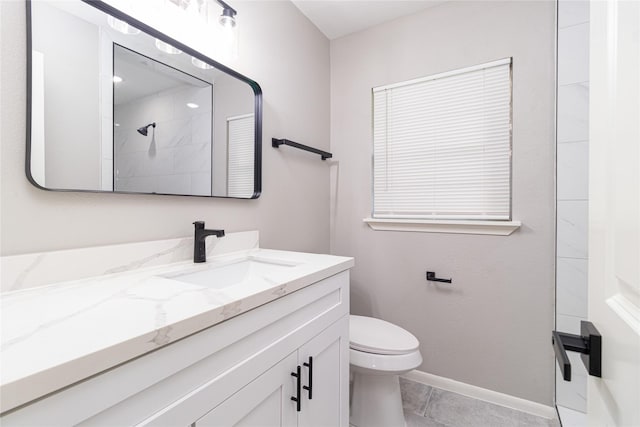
[{"xmin": 349, "ymin": 315, "xmax": 423, "ymax": 427}]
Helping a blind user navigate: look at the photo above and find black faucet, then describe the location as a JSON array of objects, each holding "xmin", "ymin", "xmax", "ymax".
[{"xmin": 193, "ymin": 221, "xmax": 225, "ymax": 263}]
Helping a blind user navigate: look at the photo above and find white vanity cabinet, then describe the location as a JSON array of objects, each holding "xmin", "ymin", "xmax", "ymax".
[
  {"xmin": 1, "ymin": 271, "xmax": 350, "ymax": 427},
  {"xmin": 196, "ymin": 351, "xmax": 299, "ymax": 427},
  {"xmin": 196, "ymin": 317, "xmax": 347, "ymax": 427}
]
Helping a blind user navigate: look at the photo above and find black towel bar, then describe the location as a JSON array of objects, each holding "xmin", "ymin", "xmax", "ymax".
[{"xmin": 272, "ymin": 138, "xmax": 332, "ymax": 160}]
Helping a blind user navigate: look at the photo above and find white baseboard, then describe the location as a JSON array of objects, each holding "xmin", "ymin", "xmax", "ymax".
[{"xmin": 402, "ymin": 370, "xmax": 558, "ymax": 420}]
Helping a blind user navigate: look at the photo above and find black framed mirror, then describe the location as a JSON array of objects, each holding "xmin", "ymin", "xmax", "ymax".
[{"xmin": 26, "ymin": 0, "xmax": 262, "ymax": 198}]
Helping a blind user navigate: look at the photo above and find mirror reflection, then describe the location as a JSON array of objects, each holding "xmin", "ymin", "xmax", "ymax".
[
  {"xmin": 113, "ymin": 45, "xmax": 214, "ymax": 195},
  {"xmin": 28, "ymin": 0, "xmax": 260, "ymax": 198}
]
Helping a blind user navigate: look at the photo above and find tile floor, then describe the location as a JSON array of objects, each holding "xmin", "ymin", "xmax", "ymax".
[{"xmin": 400, "ymin": 378, "xmax": 560, "ymax": 427}]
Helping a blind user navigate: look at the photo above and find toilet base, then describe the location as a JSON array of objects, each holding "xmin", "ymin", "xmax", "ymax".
[{"xmin": 350, "ymin": 370, "xmax": 406, "ymax": 427}]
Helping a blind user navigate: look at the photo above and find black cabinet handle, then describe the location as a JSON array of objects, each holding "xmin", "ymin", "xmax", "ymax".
[
  {"xmin": 291, "ymin": 365, "xmax": 301, "ymax": 412},
  {"xmin": 303, "ymin": 356, "xmax": 313, "ymax": 400},
  {"xmin": 552, "ymin": 320, "xmax": 602, "ymax": 381}
]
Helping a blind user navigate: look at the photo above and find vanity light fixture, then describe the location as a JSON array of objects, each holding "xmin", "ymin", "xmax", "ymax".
[
  {"xmin": 113, "ymin": 75, "xmax": 123, "ymax": 83},
  {"xmin": 107, "ymin": 16, "xmax": 140, "ymax": 35},
  {"xmin": 167, "ymin": 0, "xmax": 236, "ymax": 27},
  {"xmin": 215, "ymin": 0, "xmax": 238, "ymax": 60},
  {"xmin": 186, "ymin": 103, "xmax": 199, "ymax": 109},
  {"xmin": 165, "ymin": 0, "xmax": 239, "ymax": 62},
  {"xmin": 216, "ymin": 0, "xmax": 237, "ymax": 28}
]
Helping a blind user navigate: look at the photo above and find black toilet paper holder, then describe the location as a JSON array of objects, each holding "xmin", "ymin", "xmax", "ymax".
[{"xmin": 426, "ymin": 271, "xmax": 452, "ymax": 283}]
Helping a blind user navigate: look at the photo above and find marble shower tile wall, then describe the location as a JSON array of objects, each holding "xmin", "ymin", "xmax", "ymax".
[
  {"xmin": 114, "ymin": 84, "xmax": 212, "ymax": 196},
  {"xmin": 555, "ymin": 0, "xmax": 589, "ymax": 414}
]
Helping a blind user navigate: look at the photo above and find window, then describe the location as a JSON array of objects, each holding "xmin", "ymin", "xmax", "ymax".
[{"xmin": 369, "ymin": 59, "xmax": 518, "ymax": 234}]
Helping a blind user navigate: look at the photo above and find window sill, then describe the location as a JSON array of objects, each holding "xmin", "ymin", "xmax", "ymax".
[{"xmin": 363, "ymin": 218, "xmax": 521, "ymax": 236}]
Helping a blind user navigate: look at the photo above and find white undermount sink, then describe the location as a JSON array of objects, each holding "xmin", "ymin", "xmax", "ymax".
[{"xmin": 164, "ymin": 256, "xmax": 300, "ymax": 290}]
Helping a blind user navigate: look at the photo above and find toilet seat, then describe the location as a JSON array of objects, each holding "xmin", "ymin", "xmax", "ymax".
[
  {"xmin": 350, "ymin": 347, "xmax": 423, "ymax": 374},
  {"xmin": 350, "ymin": 315, "xmax": 419, "ymax": 355}
]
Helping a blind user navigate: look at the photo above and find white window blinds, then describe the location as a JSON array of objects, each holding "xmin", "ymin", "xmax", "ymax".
[
  {"xmin": 227, "ymin": 114, "xmax": 254, "ymax": 198},
  {"xmin": 372, "ymin": 58, "xmax": 512, "ymax": 220}
]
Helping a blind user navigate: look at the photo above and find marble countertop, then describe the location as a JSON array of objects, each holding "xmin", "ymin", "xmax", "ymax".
[{"xmin": 0, "ymin": 247, "xmax": 353, "ymax": 413}]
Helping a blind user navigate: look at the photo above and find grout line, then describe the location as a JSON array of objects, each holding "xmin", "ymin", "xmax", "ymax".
[
  {"xmin": 556, "ymin": 255, "xmax": 589, "ymax": 261},
  {"xmin": 421, "ymin": 386, "xmax": 434, "ymax": 417},
  {"xmin": 557, "ymin": 139, "xmax": 589, "ymax": 144},
  {"xmin": 557, "ymin": 313, "xmax": 588, "ymax": 320},
  {"xmin": 557, "ymin": 80, "xmax": 589, "ymax": 88},
  {"xmin": 557, "ymin": 201, "xmax": 589, "ymax": 207},
  {"xmin": 558, "ymin": 21, "xmax": 590, "ymax": 31}
]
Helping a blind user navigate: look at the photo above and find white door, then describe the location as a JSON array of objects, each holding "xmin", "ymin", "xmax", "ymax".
[
  {"xmin": 297, "ymin": 316, "xmax": 350, "ymax": 427},
  {"xmin": 588, "ymin": 0, "xmax": 640, "ymax": 425},
  {"xmin": 196, "ymin": 352, "xmax": 298, "ymax": 427}
]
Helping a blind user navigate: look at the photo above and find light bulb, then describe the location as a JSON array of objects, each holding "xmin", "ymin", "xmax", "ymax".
[
  {"xmin": 220, "ymin": 20, "xmax": 238, "ymax": 61},
  {"xmin": 218, "ymin": 14, "xmax": 236, "ymax": 28},
  {"xmin": 191, "ymin": 57, "xmax": 214, "ymax": 70},
  {"xmin": 155, "ymin": 39, "xmax": 182, "ymax": 55},
  {"xmin": 107, "ymin": 16, "xmax": 140, "ymax": 35}
]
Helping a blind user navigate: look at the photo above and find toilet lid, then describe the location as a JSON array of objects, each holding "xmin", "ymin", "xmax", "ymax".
[{"xmin": 349, "ymin": 315, "xmax": 419, "ymax": 355}]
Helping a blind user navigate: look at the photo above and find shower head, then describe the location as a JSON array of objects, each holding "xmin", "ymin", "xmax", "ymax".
[{"xmin": 137, "ymin": 122, "xmax": 156, "ymax": 136}]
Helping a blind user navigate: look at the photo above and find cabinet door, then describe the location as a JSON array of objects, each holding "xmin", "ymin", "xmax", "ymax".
[
  {"xmin": 298, "ymin": 316, "xmax": 349, "ymax": 427},
  {"xmin": 195, "ymin": 352, "xmax": 298, "ymax": 427}
]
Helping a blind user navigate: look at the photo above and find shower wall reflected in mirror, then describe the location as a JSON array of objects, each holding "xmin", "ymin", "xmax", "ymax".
[{"xmin": 113, "ymin": 45, "xmax": 213, "ymax": 195}]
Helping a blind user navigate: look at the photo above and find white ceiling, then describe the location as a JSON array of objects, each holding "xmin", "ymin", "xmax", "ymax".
[
  {"xmin": 114, "ymin": 46, "xmax": 207, "ymax": 105},
  {"xmin": 290, "ymin": 0, "xmax": 445, "ymax": 40}
]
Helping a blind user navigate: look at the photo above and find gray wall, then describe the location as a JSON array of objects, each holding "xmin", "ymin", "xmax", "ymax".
[
  {"xmin": 330, "ymin": 1, "xmax": 556, "ymax": 405},
  {"xmin": 0, "ymin": 0, "xmax": 330, "ymax": 256}
]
